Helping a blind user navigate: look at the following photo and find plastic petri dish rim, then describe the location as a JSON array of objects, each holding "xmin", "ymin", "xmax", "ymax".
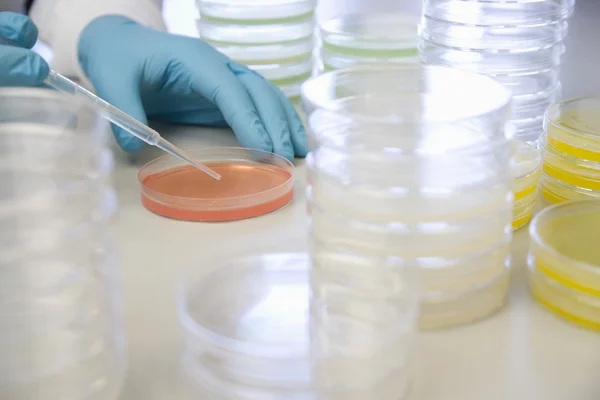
[
  {"xmin": 529, "ymin": 200, "xmax": 600, "ymax": 294},
  {"xmin": 541, "ymin": 136, "xmax": 600, "ymax": 191},
  {"xmin": 179, "ymin": 253, "xmax": 309, "ymax": 359},
  {"xmin": 545, "ymin": 97, "xmax": 600, "ymax": 161},
  {"xmin": 512, "ymin": 141, "xmax": 542, "ymax": 199},
  {"xmin": 320, "ymin": 13, "xmax": 419, "ymax": 57},
  {"xmin": 197, "ymin": 0, "xmax": 316, "ymax": 23},
  {"xmin": 301, "ymin": 65, "xmax": 512, "ymax": 142},
  {"xmin": 138, "ymin": 147, "xmax": 294, "ymax": 222}
]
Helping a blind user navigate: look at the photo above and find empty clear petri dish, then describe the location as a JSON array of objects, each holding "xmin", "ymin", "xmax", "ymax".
[
  {"xmin": 180, "ymin": 253, "xmax": 313, "ymax": 397},
  {"xmin": 493, "ymin": 68, "xmax": 560, "ymax": 98},
  {"xmin": 251, "ymin": 59, "xmax": 312, "ymax": 98},
  {"xmin": 545, "ymin": 97, "xmax": 600, "ymax": 161},
  {"xmin": 511, "ymin": 83, "xmax": 561, "ymax": 122},
  {"xmin": 197, "ymin": 15, "xmax": 314, "ymax": 44},
  {"xmin": 197, "ymin": 0, "xmax": 316, "ymax": 23},
  {"xmin": 420, "ymin": 15, "xmax": 569, "ymax": 51},
  {"xmin": 541, "ymin": 136, "xmax": 600, "ymax": 192},
  {"xmin": 139, "ymin": 148, "xmax": 294, "ymax": 222},
  {"xmin": 530, "ymin": 200, "xmax": 600, "ymax": 294},
  {"xmin": 511, "ymin": 115, "xmax": 545, "ymax": 143},
  {"xmin": 423, "ymin": 0, "xmax": 575, "ymax": 26},
  {"xmin": 319, "ymin": 13, "xmax": 419, "ymax": 70},
  {"xmin": 419, "ymin": 39, "xmax": 565, "ymax": 75}
]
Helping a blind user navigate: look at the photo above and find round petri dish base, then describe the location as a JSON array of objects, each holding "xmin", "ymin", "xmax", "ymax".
[
  {"xmin": 138, "ymin": 148, "xmax": 294, "ymax": 222},
  {"xmin": 419, "ymin": 266, "xmax": 510, "ymax": 330}
]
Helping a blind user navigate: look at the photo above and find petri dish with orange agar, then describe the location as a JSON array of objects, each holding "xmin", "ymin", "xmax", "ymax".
[{"xmin": 138, "ymin": 147, "xmax": 294, "ymax": 222}]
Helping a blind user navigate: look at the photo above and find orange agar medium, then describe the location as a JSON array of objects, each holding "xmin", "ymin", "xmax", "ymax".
[{"xmin": 138, "ymin": 148, "xmax": 294, "ymax": 222}]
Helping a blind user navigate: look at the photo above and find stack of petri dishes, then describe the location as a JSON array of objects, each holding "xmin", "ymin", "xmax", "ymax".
[
  {"xmin": 540, "ymin": 97, "xmax": 600, "ymax": 204},
  {"xmin": 419, "ymin": 0, "xmax": 575, "ymax": 143},
  {"xmin": 0, "ymin": 89, "xmax": 125, "ymax": 399},
  {"xmin": 317, "ymin": 13, "xmax": 420, "ymax": 72},
  {"xmin": 529, "ymin": 200, "xmax": 600, "ymax": 331},
  {"xmin": 302, "ymin": 65, "xmax": 514, "ymax": 334},
  {"xmin": 196, "ymin": 0, "xmax": 316, "ymax": 102},
  {"xmin": 512, "ymin": 141, "xmax": 542, "ymax": 230}
]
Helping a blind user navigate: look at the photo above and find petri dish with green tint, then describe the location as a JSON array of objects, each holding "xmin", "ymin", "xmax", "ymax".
[{"xmin": 319, "ymin": 13, "xmax": 419, "ymax": 70}]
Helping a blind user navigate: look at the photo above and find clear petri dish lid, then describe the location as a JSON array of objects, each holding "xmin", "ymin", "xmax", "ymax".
[
  {"xmin": 197, "ymin": 17, "xmax": 314, "ymax": 44},
  {"xmin": 179, "ymin": 253, "xmax": 309, "ymax": 359},
  {"xmin": 207, "ymin": 38, "xmax": 313, "ymax": 64},
  {"xmin": 419, "ymin": 15, "xmax": 569, "ymax": 52},
  {"xmin": 320, "ymin": 13, "xmax": 419, "ymax": 55},
  {"xmin": 530, "ymin": 200, "xmax": 600, "ymax": 294},
  {"xmin": 138, "ymin": 147, "xmax": 294, "ymax": 222},
  {"xmin": 512, "ymin": 140, "xmax": 542, "ymax": 195},
  {"xmin": 423, "ymin": 0, "xmax": 575, "ymax": 26},
  {"xmin": 545, "ymin": 97, "xmax": 600, "ymax": 161},
  {"xmin": 197, "ymin": 0, "xmax": 316, "ymax": 23}
]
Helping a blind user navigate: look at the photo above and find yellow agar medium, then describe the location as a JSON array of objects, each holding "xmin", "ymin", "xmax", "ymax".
[
  {"xmin": 546, "ymin": 102, "xmax": 600, "ymax": 161},
  {"xmin": 512, "ymin": 141, "xmax": 541, "ymax": 229},
  {"xmin": 529, "ymin": 259, "xmax": 600, "ymax": 332}
]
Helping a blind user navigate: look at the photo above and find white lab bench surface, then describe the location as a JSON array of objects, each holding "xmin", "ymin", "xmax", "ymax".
[{"xmin": 113, "ymin": 0, "xmax": 600, "ymax": 399}]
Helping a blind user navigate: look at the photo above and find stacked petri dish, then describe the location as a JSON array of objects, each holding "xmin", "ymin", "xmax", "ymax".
[
  {"xmin": 512, "ymin": 141, "xmax": 542, "ymax": 230},
  {"xmin": 317, "ymin": 13, "xmax": 420, "ymax": 72},
  {"xmin": 540, "ymin": 97, "xmax": 600, "ymax": 204},
  {"xmin": 0, "ymin": 89, "xmax": 125, "ymax": 399},
  {"xmin": 302, "ymin": 65, "xmax": 514, "ymax": 335},
  {"xmin": 419, "ymin": 0, "xmax": 575, "ymax": 143},
  {"xmin": 196, "ymin": 0, "xmax": 316, "ymax": 102},
  {"xmin": 529, "ymin": 200, "xmax": 600, "ymax": 331}
]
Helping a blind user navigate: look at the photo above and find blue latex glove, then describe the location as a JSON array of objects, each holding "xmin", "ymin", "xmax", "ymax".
[
  {"xmin": 78, "ymin": 16, "xmax": 307, "ymax": 161},
  {"xmin": 0, "ymin": 12, "xmax": 49, "ymax": 86}
]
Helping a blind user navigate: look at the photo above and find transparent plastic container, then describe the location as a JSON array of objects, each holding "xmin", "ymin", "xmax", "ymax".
[
  {"xmin": 197, "ymin": 0, "xmax": 316, "ymax": 23},
  {"xmin": 198, "ymin": 15, "xmax": 314, "ymax": 44},
  {"xmin": 545, "ymin": 97, "xmax": 600, "ymax": 161},
  {"xmin": 512, "ymin": 141, "xmax": 541, "ymax": 229},
  {"xmin": 511, "ymin": 83, "xmax": 561, "ymax": 122},
  {"xmin": 318, "ymin": 13, "xmax": 419, "ymax": 71},
  {"xmin": 539, "ymin": 172, "xmax": 600, "ymax": 204},
  {"xmin": 530, "ymin": 200, "xmax": 600, "ymax": 294},
  {"xmin": 419, "ymin": 39, "xmax": 565, "ymax": 75},
  {"xmin": 139, "ymin": 147, "xmax": 294, "ymax": 222},
  {"xmin": 493, "ymin": 68, "xmax": 560, "ymax": 98},
  {"xmin": 179, "ymin": 253, "xmax": 419, "ymax": 399},
  {"xmin": 528, "ymin": 256, "xmax": 600, "ymax": 331},
  {"xmin": 420, "ymin": 15, "xmax": 569, "ymax": 51},
  {"xmin": 541, "ymin": 137, "xmax": 600, "ymax": 192},
  {"xmin": 207, "ymin": 37, "xmax": 313, "ymax": 65},
  {"xmin": 423, "ymin": 0, "xmax": 575, "ymax": 26},
  {"xmin": 302, "ymin": 66, "xmax": 514, "ymax": 330},
  {"xmin": 512, "ymin": 115, "xmax": 546, "ymax": 143},
  {"xmin": 0, "ymin": 88, "xmax": 125, "ymax": 400}
]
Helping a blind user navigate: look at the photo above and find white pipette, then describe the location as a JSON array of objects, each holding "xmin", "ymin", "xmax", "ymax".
[{"xmin": 44, "ymin": 70, "xmax": 222, "ymax": 181}]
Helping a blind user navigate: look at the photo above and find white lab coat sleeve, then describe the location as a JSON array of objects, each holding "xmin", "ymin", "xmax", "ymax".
[{"xmin": 29, "ymin": 0, "xmax": 166, "ymax": 84}]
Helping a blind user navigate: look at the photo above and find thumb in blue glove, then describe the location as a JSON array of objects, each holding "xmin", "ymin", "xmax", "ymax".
[
  {"xmin": 78, "ymin": 16, "xmax": 307, "ymax": 161},
  {"xmin": 0, "ymin": 12, "xmax": 49, "ymax": 87}
]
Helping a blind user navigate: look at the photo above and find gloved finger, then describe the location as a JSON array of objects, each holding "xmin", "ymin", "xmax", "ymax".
[
  {"xmin": 91, "ymin": 71, "xmax": 146, "ymax": 153},
  {"xmin": 0, "ymin": 12, "xmax": 39, "ymax": 49},
  {"xmin": 234, "ymin": 68, "xmax": 294, "ymax": 161},
  {"xmin": 273, "ymin": 86, "xmax": 308, "ymax": 157},
  {"xmin": 183, "ymin": 52, "xmax": 273, "ymax": 152},
  {"xmin": 0, "ymin": 45, "xmax": 49, "ymax": 86}
]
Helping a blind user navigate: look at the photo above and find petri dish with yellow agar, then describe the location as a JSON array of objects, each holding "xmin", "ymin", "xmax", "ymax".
[
  {"xmin": 528, "ymin": 256, "xmax": 600, "ymax": 331},
  {"xmin": 541, "ymin": 136, "xmax": 600, "ymax": 193},
  {"xmin": 545, "ymin": 97, "xmax": 600, "ymax": 161},
  {"xmin": 512, "ymin": 141, "xmax": 541, "ymax": 230},
  {"xmin": 138, "ymin": 147, "xmax": 294, "ymax": 222},
  {"xmin": 530, "ymin": 200, "xmax": 600, "ymax": 294}
]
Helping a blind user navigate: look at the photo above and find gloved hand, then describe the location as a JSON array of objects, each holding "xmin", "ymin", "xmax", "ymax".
[
  {"xmin": 0, "ymin": 12, "xmax": 49, "ymax": 86},
  {"xmin": 78, "ymin": 16, "xmax": 307, "ymax": 161}
]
